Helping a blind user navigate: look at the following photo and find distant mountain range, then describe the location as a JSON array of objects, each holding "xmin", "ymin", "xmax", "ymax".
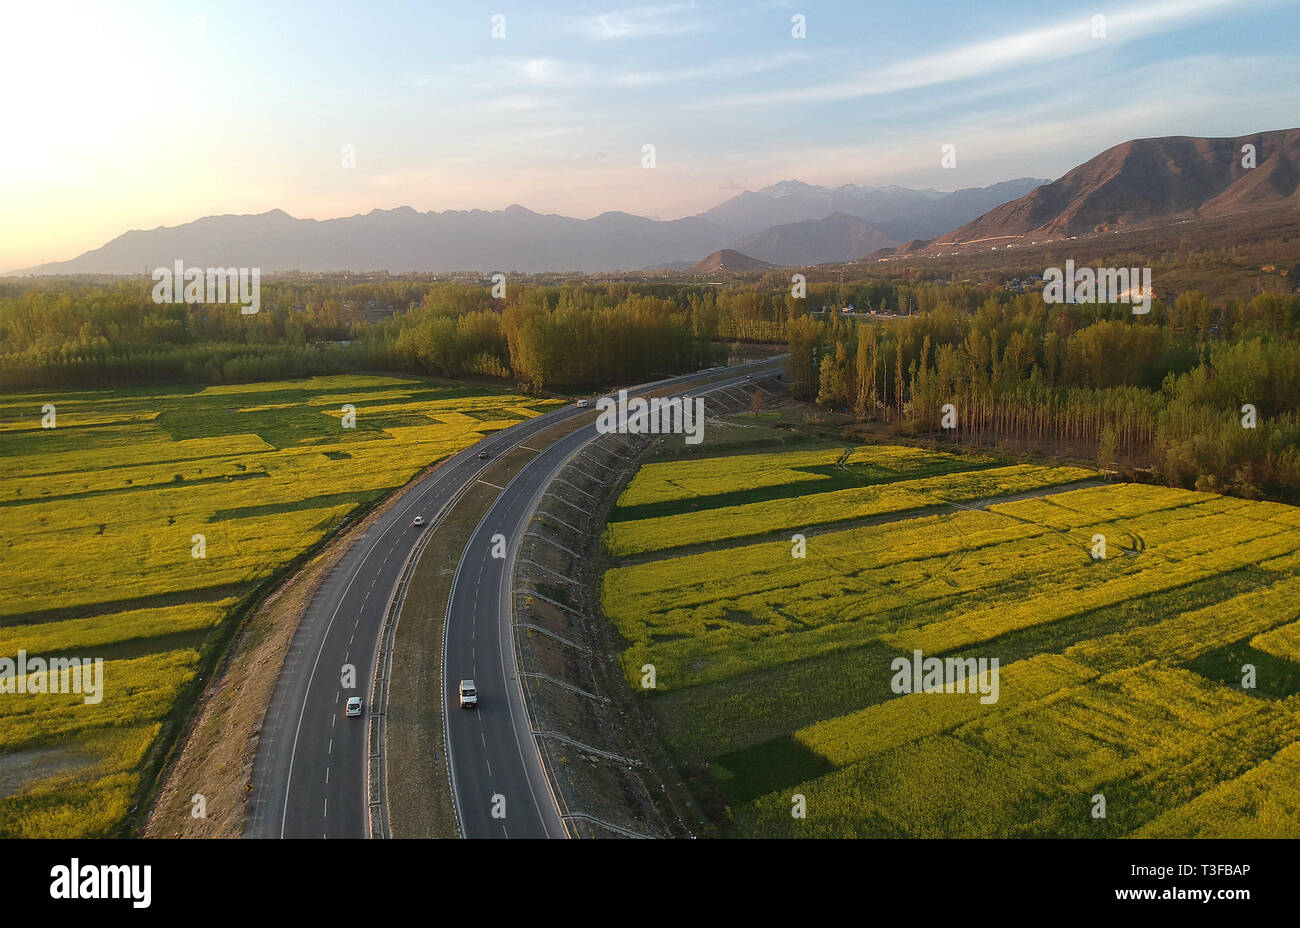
[
  {"xmin": 16, "ymin": 206, "xmax": 733, "ymax": 276},
  {"xmin": 698, "ymin": 178, "xmax": 1047, "ymax": 243},
  {"xmin": 15, "ymin": 128, "xmax": 1296, "ymax": 276},
  {"xmin": 11, "ymin": 178, "xmax": 1046, "ymax": 276}
]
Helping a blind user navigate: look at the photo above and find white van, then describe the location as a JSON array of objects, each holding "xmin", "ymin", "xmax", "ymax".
[{"xmin": 459, "ymin": 679, "xmax": 478, "ymax": 709}]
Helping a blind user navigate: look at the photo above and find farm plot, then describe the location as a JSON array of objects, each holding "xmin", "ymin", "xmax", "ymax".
[
  {"xmin": 600, "ymin": 442, "xmax": 1300, "ymax": 836},
  {"xmin": 612, "ymin": 443, "xmax": 999, "ymax": 513},
  {"xmin": 0, "ymin": 374, "xmax": 556, "ymax": 836},
  {"xmin": 603, "ymin": 459, "xmax": 1095, "ymax": 557},
  {"xmin": 1252, "ymin": 619, "xmax": 1300, "ymax": 663}
]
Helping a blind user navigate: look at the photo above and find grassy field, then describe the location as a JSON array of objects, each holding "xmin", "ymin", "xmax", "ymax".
[
  {"xmin": 600, "ymin": 426, "xmax": 1300, "ymax": 837},
  {"xmin": 0, "ymin": 374, "xmax": 556, "ymax": 837},
  {"xmin": 603, "ymin": 446, "xmax": 1094, "ymax": 556}
]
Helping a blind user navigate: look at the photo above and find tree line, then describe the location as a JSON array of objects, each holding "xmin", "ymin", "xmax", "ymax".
[
  {"xmin": 790, "ymin": 291, "xmax": 1300, "ymax": 500},
  {"xmin": 0, "ymin": 279, "xmax": 735, "ymax": 391},
  {"xmin": 5, "ymin": 275, "xmax": 1298, "ymax": 500}
]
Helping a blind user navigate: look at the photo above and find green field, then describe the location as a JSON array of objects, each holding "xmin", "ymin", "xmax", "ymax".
[
  {"xmin": 0, "ymin": 374, "xmax": 556, "ymax": 837},
  {"xmin": 600, "ymin": 429, "xmax": 1300, "ymax": 837}
]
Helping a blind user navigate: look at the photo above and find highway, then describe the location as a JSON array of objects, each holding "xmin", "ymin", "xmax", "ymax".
[
  {"xmin": 245, "ymin": 359, "xmax": 778, "ymax": 839},
  {"xmin": 443, "ymin": 362, "xmax": 781, "ymax": 838}
]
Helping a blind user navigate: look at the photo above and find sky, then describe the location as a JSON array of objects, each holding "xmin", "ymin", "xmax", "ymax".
[{"xmin": 1, "ymin": 0, "xmax": 1297, "ymax": 270}]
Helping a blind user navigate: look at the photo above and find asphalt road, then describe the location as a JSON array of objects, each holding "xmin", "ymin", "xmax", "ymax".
[
  {"xmin": 245, "ymin": 360, "xmax": 778, "ymax": 839},
  {"xmin": 443, "ymin": 363, "xmax": 781, "ymax": 838}
]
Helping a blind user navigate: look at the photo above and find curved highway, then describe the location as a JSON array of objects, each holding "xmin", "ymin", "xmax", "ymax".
[
  {"xmin": 246, "ymin": 359, "xmax": 777, "ymax": 838},
  {"xmin": 443, "ymin": 363, "xmax": 780, "ymax": 838}
]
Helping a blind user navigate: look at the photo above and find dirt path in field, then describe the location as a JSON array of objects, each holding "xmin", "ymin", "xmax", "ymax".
[
  {"xmin": 608, "ymin": 478, "xmax": 1106, "ymax": 567},
  {"xmin": 950, "ymin": 479, "xmax": 1107, "ymax": 511}
]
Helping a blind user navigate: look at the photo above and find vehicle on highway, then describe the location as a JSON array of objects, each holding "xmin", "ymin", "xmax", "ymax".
[
  {"xmin": 411, "ymin": 515, "xmax": 426, "ymax": 527},
  {"xmin": 345, "ymin": 696, "xmax": 362, "ymax": 717},
  {"xmin": 459, "ymin": 679, "xmax": 478, "ymax": 709},
  {"xmin": 576, "ymin": 399, "xmax": 589, "ymax": 408},
  {"xmin": 477, "ymin": 450, "xmax": 490, "ymax": 459}
]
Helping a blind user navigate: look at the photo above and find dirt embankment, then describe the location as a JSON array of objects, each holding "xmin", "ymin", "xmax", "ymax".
[{"xmin": 511, "ymin": 378, "xmax": 777, "ymax": 837}]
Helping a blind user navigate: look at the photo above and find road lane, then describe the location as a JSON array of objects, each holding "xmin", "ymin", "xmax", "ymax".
[
  {"xmin": 443, "ymin": 364, "xmax": 781, "ymax": 838},
  {"xmin": 247, "ymin": 360, "xmax": 780, "ymax": 838},
  {"xmin": 246, "ymin": 404, "xmax": 585, "ymax": 838}
]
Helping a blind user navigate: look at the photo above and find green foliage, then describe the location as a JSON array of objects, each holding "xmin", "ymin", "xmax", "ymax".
[{"xmin": 797, "ymin": 291, "xmax": 1300, "ymax": 501}]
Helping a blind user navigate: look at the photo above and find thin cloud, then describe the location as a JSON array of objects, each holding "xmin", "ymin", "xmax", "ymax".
[
  {"xmin": 697, "ymin": 0, "xmax": 1264, "ymax": 106},
  {"xmin": 669, "ymin": 52, "xmax": 1299, "ymax": 205},
  {"xmin": 509, "ymin": 58, "xmax": 565, "ymax": 84},
  {"xmin": 572, "ymin": 2, "xmax": 708, "ymax": 40}
]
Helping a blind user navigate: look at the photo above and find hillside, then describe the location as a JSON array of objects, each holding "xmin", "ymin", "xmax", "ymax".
[
  {"xmin": 730, "ymin": 213, "xmax": 896, "ymax": 266},
  {"xmin": 926, "ymin": 128, "xmax": 1300, "ymax": 252},
  {"xmin": 686, "ymin": 249, "xmax": 776, "ymax": 274}
]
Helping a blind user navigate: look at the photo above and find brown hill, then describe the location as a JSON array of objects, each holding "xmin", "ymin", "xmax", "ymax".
[
  {"xmin": 926, "ymin": 128, "xmax": 1300, "ymax": 252},
  {"xmin": 686, "ymin": 249, "xmax": 776, "ymax": 274}
]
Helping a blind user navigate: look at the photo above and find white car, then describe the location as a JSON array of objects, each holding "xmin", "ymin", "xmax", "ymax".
[
  {"xmin": 345, "ymin": 696, "xmax": 362, "ymax": 717},
  {"xmin": 576, "ymin": 399, "xmax": 590, "ymax": 408},
  {"xmin": 459, "ymin": 679, "xmax": 478, "ymax": 709},
  {"xmin": 411, "ymin": 515, "xmax": 426, "ymax": 528}
]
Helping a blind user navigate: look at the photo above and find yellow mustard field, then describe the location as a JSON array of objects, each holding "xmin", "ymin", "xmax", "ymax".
[
  {"xmin": 602, "ymin": 438, "xmax": 1300, "ymax": 837},
  {"xmin": 1252, "ymin": 619, "xmax": 1300, "ymax": 663},
  {"xmin": 0, "ymin": 374, "xmax": 556, "ymax": 836},
  {"xmin": 604, "ymin": 461, "xmax": 1095, "ymax": 556}
]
